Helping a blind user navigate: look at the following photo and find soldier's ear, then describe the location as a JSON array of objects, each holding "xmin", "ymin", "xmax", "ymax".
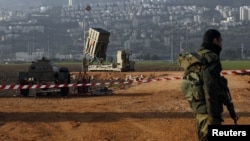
[
  {"xmin": 213, "ymin": 38, "xmax": 222, "ymax": 46},
  {"xmin": 212, "ymin": 38, "xmax": 217, "ymax": 44}
]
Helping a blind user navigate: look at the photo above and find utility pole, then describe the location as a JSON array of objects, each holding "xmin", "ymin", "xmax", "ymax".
[
  {"xmin": 170, "ymin": 16, "xmax": 174, "ymax": 63},
  {"xmin": 241, "ymin": 43, "xmax": 244, "ymax": 59},
  {"xmin": 48, "ymin": 31, "xmax": 50, "ymax": 59},
  {"xmin": 82, "ymin": 5, "xmax": 91, "ymax": 74},
  {"xmin": 32, "ymin": 29, "xmax": 35, "ymax": 60}
]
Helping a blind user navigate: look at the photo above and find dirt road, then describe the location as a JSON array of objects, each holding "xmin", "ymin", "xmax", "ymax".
[{"xmin": 0, "ymin": 71, "xmax": 249, "ymax": 141}]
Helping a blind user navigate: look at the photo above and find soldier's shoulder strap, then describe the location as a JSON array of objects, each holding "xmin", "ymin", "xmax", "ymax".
[
  {"xmin": 197, "ymin": 49, "xmax": 216, "ymax": 64},
  {"xmin": 190, "ymin": 52, "xmax": 208, "ymax": 65}
]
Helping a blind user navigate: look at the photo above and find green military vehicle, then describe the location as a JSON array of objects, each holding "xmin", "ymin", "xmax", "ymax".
[{"xmin": 18, "ymin": 57, "xmax": 71, "ymax": 97}]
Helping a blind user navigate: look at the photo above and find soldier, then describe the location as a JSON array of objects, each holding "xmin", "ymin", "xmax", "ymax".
[{"xmin": 190, "ymin": 29, "xmax": 224, "ymax": 141}]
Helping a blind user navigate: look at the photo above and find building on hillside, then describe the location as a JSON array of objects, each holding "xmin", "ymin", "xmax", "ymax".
[
  {"xmin": 240, "ymin": 6, "xmax": 250, "ymax": 21},
  {"xmin": 69, "ymin": 0, "xmax": 73, "ymax": 7}
]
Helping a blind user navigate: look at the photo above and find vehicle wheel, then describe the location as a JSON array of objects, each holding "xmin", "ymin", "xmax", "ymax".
[
  {"xmin": 60, "ymin": 87, "xmax": 69, "ymax": 96},
  {"xmin": 20, "ymin": 89, "xmax": 30, "ymax": 96},
  {"xmin": 108, "ymin": 90, "xmax": 113, "ymax": 95}
]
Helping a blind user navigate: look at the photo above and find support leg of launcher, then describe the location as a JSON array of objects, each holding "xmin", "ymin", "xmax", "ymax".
[
  {"xmin": 82, "ymin": 56, "xmax": 88, "ymax": 75},
  {"xmin": 73, "ymin": 57, "xmax": 90, "ymax": 95}
]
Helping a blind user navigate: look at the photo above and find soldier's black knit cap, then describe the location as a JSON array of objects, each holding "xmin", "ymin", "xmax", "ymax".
[{"xmin": 203, "ymin": 29, "xmax": 221, "ymax": 43}]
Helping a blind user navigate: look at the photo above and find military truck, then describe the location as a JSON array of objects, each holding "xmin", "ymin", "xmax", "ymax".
[{"xmin": 18, "ymin": 57, "xmax": 71, "ymax": 96}]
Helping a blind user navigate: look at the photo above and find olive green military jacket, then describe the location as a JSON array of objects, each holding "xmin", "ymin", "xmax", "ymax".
[{"xmin": 189, "ymin": 48, "xmax": 224, "ymax": 117}]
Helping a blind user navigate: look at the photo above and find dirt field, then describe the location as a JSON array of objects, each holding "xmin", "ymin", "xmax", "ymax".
[{"xmin": 0, "ymin": 67, "xmax": 249, "ymax": 141}]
